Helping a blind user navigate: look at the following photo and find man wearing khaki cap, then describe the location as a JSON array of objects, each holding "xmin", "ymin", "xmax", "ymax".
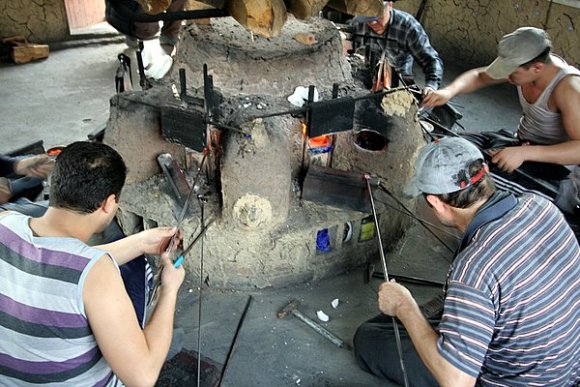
[
  {"xmin": 354, "ymin": 137, "xmax": 580, "ymax": 386},
  {"xmin": 423, "ymin": 27, "xmax": 580, "ymax": 222}
]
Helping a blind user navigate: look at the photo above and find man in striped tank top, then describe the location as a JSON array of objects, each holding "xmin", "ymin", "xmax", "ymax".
[
  {"xmin": 354, "ymin": 137, "xmax": 579, "ymax": 386},
  {"xmin": 0, "ymin": 142, "xmax": 185, "ymax": 386},
  {"xmin": 422, "ymin": 27, "xmax": 580, "ymax": 226}
]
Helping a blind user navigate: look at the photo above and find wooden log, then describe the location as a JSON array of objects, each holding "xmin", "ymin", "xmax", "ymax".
[
  {"xmin": 1, "ymin": 36, "xmax": 49, "ymax": 64},
  {"xmin": 11, "ymin": 45, "xmax": 49, "ymax": 64},
  {"xmin": 185, "ymin": 0, "xmax": 226, "ymax": 25},
  {"xmin": 227, "ymin": 0, "xmax": 287, "ymax": 38},
  {"xmin": 186, "ymin": 0, "xmax": 225, "ymax": 10},
  {"xmin": 285, "ymin": 0, "xmax": 328, "ymax": 19},
  {"xmin": 135, "ymin": 0, "xmax": 172, "ymax": 14},
  {"xmin": 325, "ymin": 0, "xmax": 383, "ymax": 17}
]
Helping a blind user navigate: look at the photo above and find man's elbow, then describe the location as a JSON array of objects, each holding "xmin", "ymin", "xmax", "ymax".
[{"xmin": 119, "ymin": 368, "xmax": 162, "ymax": 387}]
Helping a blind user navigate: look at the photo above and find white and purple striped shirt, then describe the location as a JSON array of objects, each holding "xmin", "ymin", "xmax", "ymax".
[
  {"xmin": 0, "ymin": 212, "xmax": 122, "ymax": 386},
  {"xmin": 438, "ymin": 194, "xmax": 580, "ymax": 385}
]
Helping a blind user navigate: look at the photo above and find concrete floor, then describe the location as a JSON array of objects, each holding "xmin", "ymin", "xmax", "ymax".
[{"xmin": 0, "ymin": 37, "xmax": 521, "ymax": 386}]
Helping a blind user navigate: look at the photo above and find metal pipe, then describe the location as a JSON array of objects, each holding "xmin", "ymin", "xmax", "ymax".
[
  {"xmin": 378, "ymin": 182, "xmax": 456, "ymax": 257},
  {"xmin": 218, "ymin": 295, "xmax": 253, "ymax": 386},
  {"xmin": 196, "ymin": 196, "xmax": 206, "ymax": 387},
  {"xmin": 365, "ymin": 175, "xmax": 410, "ymax": 387}
]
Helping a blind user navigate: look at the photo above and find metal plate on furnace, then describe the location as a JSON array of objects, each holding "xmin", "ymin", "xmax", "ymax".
[
  {"xmin": 161, "ymin": 106, "xmax": 207, "ymax": 152},
  {"xmin": 302, "ymin": 165, "xmax": 374, "ymax": 213},
  {"xmin": 308, "ymin": 97, "xmax": 355, "ymax": 137}
]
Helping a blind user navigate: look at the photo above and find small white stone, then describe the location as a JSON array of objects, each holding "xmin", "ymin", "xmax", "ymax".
[
  {"xmin": 316, "ymin": 310, "xmax": 329, "ymax": 322},
  {"xmin": 331, "ymin": 298, "xmax": 339, "ymax": 309}
]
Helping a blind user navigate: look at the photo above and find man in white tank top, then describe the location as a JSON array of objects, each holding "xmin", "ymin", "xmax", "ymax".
[{"xmin": 422, "ymin": 27, "xmax": 580, "ymax": 221}]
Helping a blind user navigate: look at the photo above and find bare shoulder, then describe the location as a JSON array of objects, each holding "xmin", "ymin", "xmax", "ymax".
[
  {"xmin": 83, "ymin": 254, "xmax": 123, "ymax": 305},
  {"xmin": 554, "ymin": 73, "xmax": 580, "ymax": 98}
]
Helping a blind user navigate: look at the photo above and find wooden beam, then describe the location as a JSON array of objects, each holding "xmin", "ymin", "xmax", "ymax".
[
  {"xmin": 135, "ymin": 0, "xmax": 172, "ymax": 14},
  {"xmin": 286, "ymin": 0, "xmax": 329, "ymax": 19},
  {"xmin": 227, "ymin": 0, "xmax": 288, "ymax": 38},
  {"xmin": 186, "ymin": 0, "xmax": 226, "ymax": 10},
  {"xmin": 325, "ymin": 0, "xmax": 383, "ymax": 16}
]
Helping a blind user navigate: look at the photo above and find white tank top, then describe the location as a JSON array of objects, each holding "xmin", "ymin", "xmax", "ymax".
[{"xmin": 517, "ymin": 55, "xmax": 580, "ymax": 145}]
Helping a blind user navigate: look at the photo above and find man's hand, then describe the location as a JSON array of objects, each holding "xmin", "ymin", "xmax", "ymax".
[
  {"xmin": 138, "ymin": 227, "xmax": 181, "ymax": 256},
  {"xmin": 378, "ymin": 280, "xmax": 416, "ymax": 317},
  {"xmin": 421, "ymin": 88, "xmax": 454, "ymax": 108},
  {"xmin": 0, "ymin": 178, "xmax": 12, "ymax": 204},
  {"xmin": 491, "ymin": 146, "xmax": 527, "ymax": 173},
  {"xmin": 159, "ymin": 251, "xmax": 185, "ymax": 295},
  {"xmin": 422, "ymin": 87, "xmax": 436, "ymax": 99},
  {"xmin": 14, "ymin": 155, "xmax": 55, "ymax": 179}
]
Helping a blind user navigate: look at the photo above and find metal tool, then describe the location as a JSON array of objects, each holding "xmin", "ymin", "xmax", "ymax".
[
  {"xmin": 218, "ymin": 295, "xmax": 253, "ymax": 387},
  {"xmin": 365, "ymin": 175, "xmax": 410, "ymax": 387},
  {"xmin": 196, "ymin": 193, "xmax": 208, "ymax": 387},
  {"xmin": 157, "ymin": 153, "xmax": 192, "ymax": 203},
  {"xmin": 277, "ymin": 299, "xmax": 351, "ymax": 350},
  {"xmin": 377, "ymin": 181, "xmax": 457, "ymax": 257},
  {"xmin": 165, "ymin": 152, "xmax": 208, "ymax": 259}
]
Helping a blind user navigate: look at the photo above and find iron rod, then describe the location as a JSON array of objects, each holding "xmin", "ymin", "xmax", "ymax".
[
  {"xmin": 218, "ymin": 295, "xmax": 253, "ymax": 386},
  {"xmin": 196, "ymin": 198, "xmax": 205, "ymax": 387},
  {"xmin": 378, "ymin": 182, "xmax": 457, "ymax": 256},
  {"xmin": 365, "ymin": 176, "xmax": 410, "ymax": 387}
]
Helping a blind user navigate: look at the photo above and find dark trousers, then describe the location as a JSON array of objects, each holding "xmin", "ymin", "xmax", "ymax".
[
  {"xmin": 106, "ymin": 0, "xmax": 186, "ymax": 40},
  {"xmin": 133, "ymin": 0, "xmax": 187, "ymax": 40},
  {"xmin": 459, "ymin": 131, "xmax": 580, "ymax": 237},
  {"xmin": 354, "ymin": 314, "xmax": 438, "ymax": 387}
]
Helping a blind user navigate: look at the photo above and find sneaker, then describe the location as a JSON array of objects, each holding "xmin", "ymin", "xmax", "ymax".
[{"xmin": 159, "ymin": 34, "xmax": 178, "ymax": 47}]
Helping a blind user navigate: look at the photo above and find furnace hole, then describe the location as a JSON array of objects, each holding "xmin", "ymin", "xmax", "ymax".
[{"xmin": 354, "ymin": 129, "xmax": 388, "ymax": 152}]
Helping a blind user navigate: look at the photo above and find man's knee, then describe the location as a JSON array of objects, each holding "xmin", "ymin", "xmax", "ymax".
[{"xmin": 353, "ymin": 322, "xmax": 373, "ymax": 372}]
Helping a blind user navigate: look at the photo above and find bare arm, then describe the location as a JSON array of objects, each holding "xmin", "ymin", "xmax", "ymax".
[
  {"xmin": 96, "ymin": 227, "xmax": 177, "ymax": 265},
  {"xmin": 14, "ymin": 155, "xmax": 55, "ymax": 179},
  {"xmin": 422, "ymin": 67, "xmax": 504, "ymax": 107},
  {"xmin": 378, "ymin": 282, "xmax": 476, "ymax": 387},
  {"xmin": 492, "ymin": 75, "xmax": 580, "ymax": 170},
  {"xmin": 84, "ymin": 252, "xmax": 184, "ymax": 386}
]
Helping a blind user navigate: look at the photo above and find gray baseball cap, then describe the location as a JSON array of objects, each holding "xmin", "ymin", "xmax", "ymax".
[
  {"xmin": 405, "ymin": 137, "xmax": 485, "ymax": 196},
  {"xmin": 485, "ymin": 27, "xmax": 552, "ymax": 80}
]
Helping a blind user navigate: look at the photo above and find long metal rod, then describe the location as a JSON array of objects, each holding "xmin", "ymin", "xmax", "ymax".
[
  {"xmin": 166, "ymin": 152, "xmax": 208, "ymax": 256},
  {"xmin": 196, "ymin": 198, "xmax": 205, "ymax": 387},
  {"xmin": 374, "ymin": 196, "xmax": 460, "ymax": 240},
  {"xmin": 365, "ymin": 176, "xmax": 410, "ymax": 387},
  {"xmin": 378, "ymin": 182, "xmax": 457, "ymax": 256},
  {"xmin": 218, "ymin": 295, "xmax": 253, "ymax": 386}
]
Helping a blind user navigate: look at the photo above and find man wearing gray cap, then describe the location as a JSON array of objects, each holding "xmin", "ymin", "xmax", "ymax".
[
  {"xmin": 422, "ymin": 27, "xmax": 580, "ymax": 214},
  {"xmin": 354, "ymin": 137, "xmax": 580, "ymax": 386}
]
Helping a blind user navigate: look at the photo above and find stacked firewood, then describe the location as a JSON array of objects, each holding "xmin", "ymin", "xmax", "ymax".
[{"xmin": 139, "ymin": 0, "xmax": 384, "ymax": 38}]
